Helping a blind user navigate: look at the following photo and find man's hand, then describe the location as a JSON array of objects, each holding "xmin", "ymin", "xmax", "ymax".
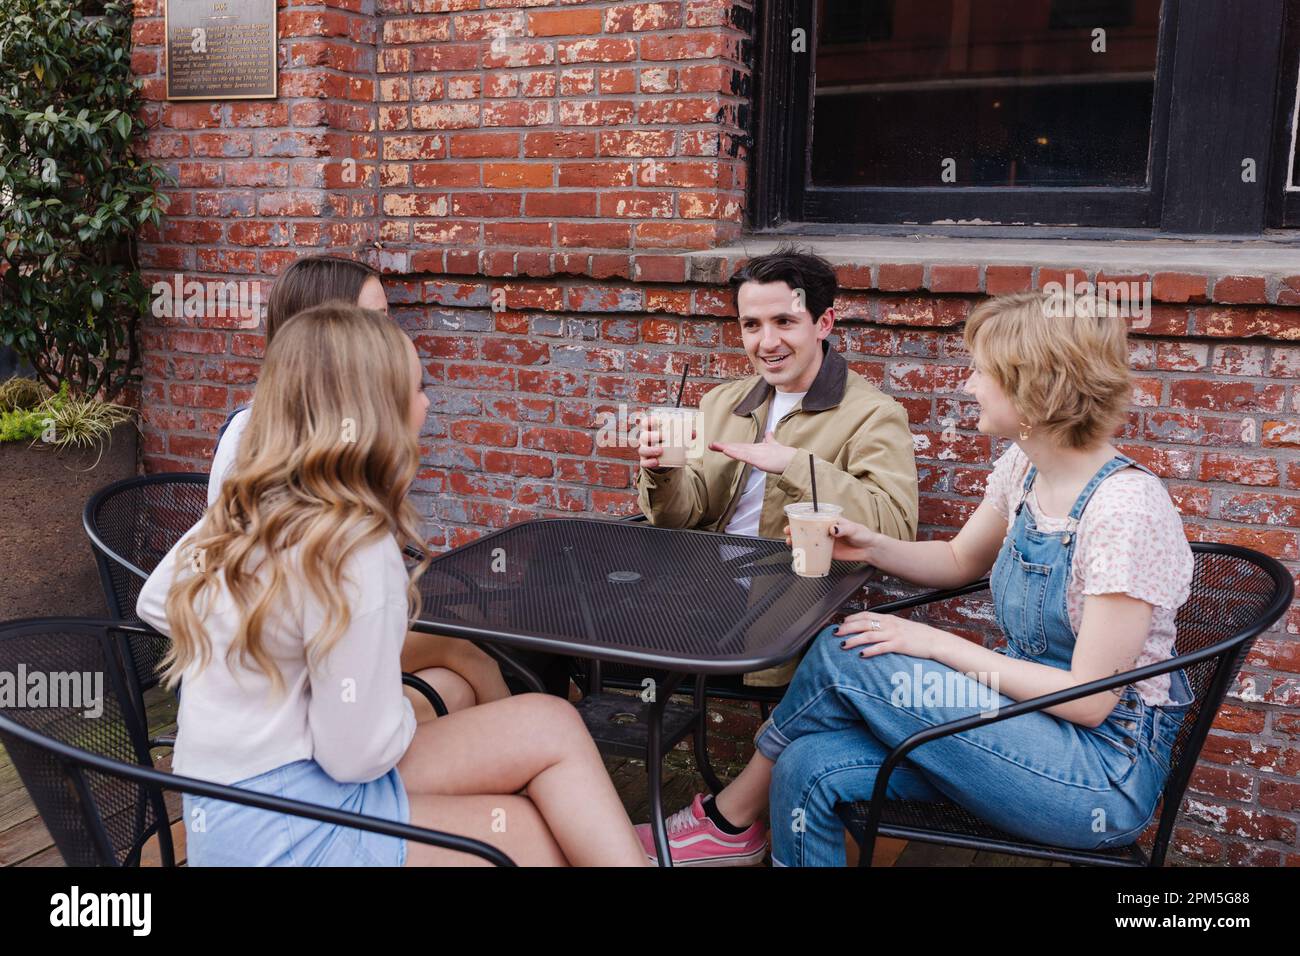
[
  {"xmin": 708, "ymin": 430, "xmax": 798, "ymax": 475},
  {"xmin": 638, "ymin": 420, "xmax": 698, "ymax": 470},
  {"xmin": 638, "ymin": 422, "xmax": 667, "ymax": 470}
]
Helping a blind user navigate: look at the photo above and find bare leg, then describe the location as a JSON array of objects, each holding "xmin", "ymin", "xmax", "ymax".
[
  {"xmin": 402, "ymin": 667, "xmax": 474, "ymax": 723},
  {"xmin": 712, "ymin": 751, "xmax": 774, "ymax": 828},
  {"xmin": 404, "ymin": 794, "xmax": 568, "ymax": 867},
  {"xmin": 397, "ymin": 693, "xmax": 647, "ymax": 866},
  {"xmin": 401, "ymin": 630, "xmax": 511, "ymax": 705}
]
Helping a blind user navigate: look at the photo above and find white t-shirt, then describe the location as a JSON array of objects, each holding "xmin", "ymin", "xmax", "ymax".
[
  {"xmin": 135, "ymin": 525, "xmax": 417, "ymax": 785},
  {"xmin": 724, "ymin": 388, "xmax": 807, "ymax": 537},
  {"xmin": 208, "ymin": 407, "xmax": 251, "ymax": 506}
]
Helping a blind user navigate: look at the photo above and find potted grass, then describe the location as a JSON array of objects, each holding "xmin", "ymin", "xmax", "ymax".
[{"xmin": 0, "ymin": 0, "xmax": 166, "ymax": 618}]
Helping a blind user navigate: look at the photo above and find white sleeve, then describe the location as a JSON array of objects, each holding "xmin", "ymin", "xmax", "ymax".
[
  {"xmin": 304, "ymin": 547, "xmax": 417, "ymax": 784},
  {"xmin": 135, "ymin": 528, "xmax": 195, "ymax": 636},
  {"xmin": 208, "ymin": 409, "xmax": 249, "ymax": 506},
  {"xmin": 983, "ymin": 443, "xmax": 1027, "ymax": 519}
]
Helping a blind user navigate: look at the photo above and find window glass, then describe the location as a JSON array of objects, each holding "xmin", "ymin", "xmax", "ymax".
[{"xmin": 812, "ymin": 0, "xmax": 1162, "ymax": 188}]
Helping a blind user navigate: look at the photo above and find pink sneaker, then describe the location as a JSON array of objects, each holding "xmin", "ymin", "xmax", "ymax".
[{"xmin": 636, "ymin": 794, "xmax": 767, "ymax": 866}]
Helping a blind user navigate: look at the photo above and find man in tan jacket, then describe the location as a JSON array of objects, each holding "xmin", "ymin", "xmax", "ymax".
[{"xmin": 637, "ymin": 246, "xmax": 918, "ymax": 686}]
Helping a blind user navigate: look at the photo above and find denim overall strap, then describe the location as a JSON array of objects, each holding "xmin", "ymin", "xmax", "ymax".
[
  {"xmin": 1064, "ymin": 454, "xmax": 1153, "ymax": 522},
  {"xmin": 992, "ymin": 454, "xmax": 1148, "ymax": 669},
  {"xmin": 1019, "ymin": 454, "xmax": 1154, "ymax": 536}
]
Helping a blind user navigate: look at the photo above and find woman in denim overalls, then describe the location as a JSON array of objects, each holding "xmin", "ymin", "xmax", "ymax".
[{"xmin": 636, "ymin": 292, "xmax": 1196, "ymax": 867}]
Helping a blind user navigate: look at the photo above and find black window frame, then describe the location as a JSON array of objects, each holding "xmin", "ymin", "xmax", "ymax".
[{"xmin": 752, "ymin": 0, "xmax": 1298, "ymax": 237}]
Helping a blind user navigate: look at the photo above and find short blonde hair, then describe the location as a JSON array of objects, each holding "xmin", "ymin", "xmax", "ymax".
[{"xmin": 964, "ymin": 292, "xmax": 1131, "ymax": 449}]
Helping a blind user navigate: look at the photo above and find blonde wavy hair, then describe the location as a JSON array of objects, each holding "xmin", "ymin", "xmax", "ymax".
[
  {"xmin": 160, "ymin": 302, "xmax": 431, "ymax": 692},
  {"xmin": 964, "ymin": 291, "xmax": 1132, "ymax": 449}
]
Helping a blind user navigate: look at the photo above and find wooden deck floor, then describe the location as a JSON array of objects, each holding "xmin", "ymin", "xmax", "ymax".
[{"xmin": 1, "ymin": 686, "xmax": 1058, "ymax": 868}]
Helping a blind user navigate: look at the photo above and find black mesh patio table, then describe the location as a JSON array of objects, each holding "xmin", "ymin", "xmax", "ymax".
[{"xmin": 412, "ymin": 516, "xmax": 875, "ymax": 866}]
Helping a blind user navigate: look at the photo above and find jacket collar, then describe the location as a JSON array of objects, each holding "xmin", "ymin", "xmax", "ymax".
[{"xmin": 731, "ymin": 339, "xmax": 847, "ymax": 417}]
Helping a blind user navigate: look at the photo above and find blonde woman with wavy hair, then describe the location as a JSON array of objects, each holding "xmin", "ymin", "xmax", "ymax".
[
  {"xmin": 138, "ymin": 303, "xmax": 647, "ymax": 867},
  {"xmin": 639, "ymin": 291, "xmax": 1196, "ymax": 866}
]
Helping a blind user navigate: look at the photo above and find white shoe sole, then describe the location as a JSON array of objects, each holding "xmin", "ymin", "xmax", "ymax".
[{"xmin": 645, "ymin": 845, "xmax": 768, "ymax": 867}]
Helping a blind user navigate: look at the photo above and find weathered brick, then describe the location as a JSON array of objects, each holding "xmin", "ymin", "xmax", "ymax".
[
  {"xmin": 984, "ymin": 266, "xmax": 1033, "ymax": 294},
  {"xmin": 927, "ymin": 264, "xmax": 980, "ymax": 293},
  {"xmin": 1212, "ymin": 275, "xmax": 1268, "ymax": 304}
]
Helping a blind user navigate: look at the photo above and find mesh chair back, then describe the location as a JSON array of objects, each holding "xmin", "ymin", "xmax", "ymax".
[
  {"xmin": 83, "ymin": 473, "xmax": 208, "ymax": 688},
  {"xmin": 1159, "ymin": 544, "xmax": 1292, "ymax": 808},
  {"xmin": 0, "ymin": 619, "xmax": 170, "ymax": 866}
]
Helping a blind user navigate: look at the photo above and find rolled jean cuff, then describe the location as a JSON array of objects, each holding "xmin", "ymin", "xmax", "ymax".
[{"xmin": 754, "ymin": 715, "xmax": 792, "ymax": 762}]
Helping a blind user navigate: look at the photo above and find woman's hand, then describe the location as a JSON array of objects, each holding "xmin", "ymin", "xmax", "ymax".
[
  {"xmin": 782, "ymin": 516, "xmax": 882, "ymax": 563},
  {"xmin": 834, "ymin": 611, "xmax": 947, "ymax": 661}
]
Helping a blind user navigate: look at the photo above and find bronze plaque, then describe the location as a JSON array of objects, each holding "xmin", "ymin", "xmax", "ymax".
[{"xmin": 165, "ymin": 0, "xmax": 277, "ymax": 101}]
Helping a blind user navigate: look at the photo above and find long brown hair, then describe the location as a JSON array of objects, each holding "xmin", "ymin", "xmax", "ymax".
[
  {"xmin": 265, "ymin": 255, "xmax": 380, "ymax": 343},
  {"xmin": 161, "ymin": 302, "xmax": 430, "ymax": 691}
]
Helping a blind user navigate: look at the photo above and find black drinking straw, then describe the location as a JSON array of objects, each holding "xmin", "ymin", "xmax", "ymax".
[
  {"xmin": 809, "ymin": 453, "xmax": 819, "ymax": 512},
  {"xmin": 673, "ymin": 361, "xmax": 689, "ymax": 407}
]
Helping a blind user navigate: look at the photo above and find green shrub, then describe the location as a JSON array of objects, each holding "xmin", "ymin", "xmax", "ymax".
[
  {"xmin": 0, "ymin": 0, "xmax": 168, "ymax": 403},
  {"xmin": 0, "ymin": 376, "xmax": 133, "ymax": 448},
  {"xmin": 0, "ymin": 373, "xmax": 49, "ymax": 412}
]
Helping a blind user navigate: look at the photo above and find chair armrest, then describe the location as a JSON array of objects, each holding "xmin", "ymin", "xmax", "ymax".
[
  {"xmin": 869, "ymin": 579, "xmax": 991, "ymax": 615},
  {"xmin": 620, "ymin": 512, "xmax": 648, "ymax": 523},
  {"xmin": 403, "ymin": 544, "xmax": 428, "ymax": 562},
  {"xmin": 475, "ymin": 643, "xmax": 548, "ymax": 693},
  {"xmin": 402, "ymin": 672, "xmax": 448, "ymax": 717},
  {"xmin": 149, "ymin": 735, "xmax": 176, "ymax": 751},
  {"xmin": 5, "ymin": 719, "xmax": 516, "ymax": 866}
]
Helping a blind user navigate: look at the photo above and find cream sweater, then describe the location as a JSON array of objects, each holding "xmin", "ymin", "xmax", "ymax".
[{"xmin": 136, "ymin": 526, "xmax": 416, "ymax": 786}]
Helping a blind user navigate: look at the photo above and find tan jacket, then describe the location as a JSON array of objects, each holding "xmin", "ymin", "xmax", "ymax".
[{"xmin": 636, "ymin": 340, "xmax": 918, "ymax": 685}]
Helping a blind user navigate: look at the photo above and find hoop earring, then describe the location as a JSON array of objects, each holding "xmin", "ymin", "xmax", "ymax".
[{"xmin": 1019, "ymin": 421, "xmax": 1033, "ymax": 441}]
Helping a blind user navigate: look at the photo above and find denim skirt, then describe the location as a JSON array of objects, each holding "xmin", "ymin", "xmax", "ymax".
[{"xmin": 182, "ymin": 759, "xmax": 410, "ymax": 867}]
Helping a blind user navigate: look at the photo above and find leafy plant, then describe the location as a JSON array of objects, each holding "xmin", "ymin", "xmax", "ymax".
[
  {"xmin": 0, "ymin": 376, "xmax": 133, "ymax": 453},
  {"xmin": 0, "ymin": 372, "xmax": 49, "ymax": 412},
  {"xmin": 0, "ymin": 0, "xmax": 169, "ymax": 403}
]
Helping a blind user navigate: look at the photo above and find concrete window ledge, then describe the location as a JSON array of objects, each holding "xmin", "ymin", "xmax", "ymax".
[{"xmin": 683, "ymin": 236, "xmax": 1300, "ymax": 308}]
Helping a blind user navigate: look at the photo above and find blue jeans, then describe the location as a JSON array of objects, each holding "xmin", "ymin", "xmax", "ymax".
[{"xmin": 757, "ymin": 627, "xmax": 1187, "ymax": 867}]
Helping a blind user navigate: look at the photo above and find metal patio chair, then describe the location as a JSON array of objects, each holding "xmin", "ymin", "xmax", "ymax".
[
  {"xmin": 0, "ymin": 617, "xmax": 506, "ymax": 866},
  {"xmin": 84, "ymin": 473, "xmax": 450, "ymax": 718},
  {"xmin": 83, "ymin": 472, "xmax": 209, "ymax": 693},
  {"xmin": 837, "ymin": 542, "xmax": 1294, "ymax": 867}
]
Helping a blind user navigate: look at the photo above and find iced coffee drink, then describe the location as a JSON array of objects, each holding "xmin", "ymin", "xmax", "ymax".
[
  {"xmin": 650, "ymin": 406, "xmax": 697, "ymax": 468},
  {"xmin": 784, "ymin": 502, "xmax": 842, "ymax": 577}
]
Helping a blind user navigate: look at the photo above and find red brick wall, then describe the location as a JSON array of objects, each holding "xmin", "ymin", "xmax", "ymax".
[{"xmin": 127, "ymin": 0, "xmax": 1300, "ymax": 865}]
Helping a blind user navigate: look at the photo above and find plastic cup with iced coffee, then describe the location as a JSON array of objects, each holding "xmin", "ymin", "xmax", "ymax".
[
  {"xmin": 784, "ymin": 502, "xmax": 842, "ymax": 578},
  {"xmin": 649, "ymin": 405, "xmax": 698, "ymax": 468}
]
